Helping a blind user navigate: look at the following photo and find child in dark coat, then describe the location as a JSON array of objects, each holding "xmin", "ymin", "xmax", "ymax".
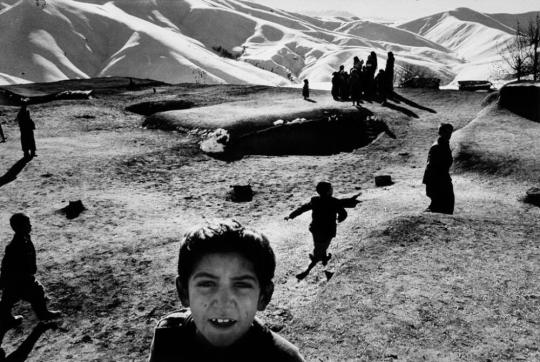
[
  {"xmin": 285, "ymin": 182, "xmax": 348, "ymax": 280},
  {"xmin": 302, "ymin": 79, "xmax": 309, "ymax": 100},
  {"xmin": 0, "ymin": 214, "xmax": 61, "ymax": 329},
  {"xmin": 148, "ymin": 220, "xmax": 304, "ymax": 362}
]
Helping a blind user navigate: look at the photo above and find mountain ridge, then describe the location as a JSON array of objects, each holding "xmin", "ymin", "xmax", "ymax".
[{"xmin": 0, "ymin": 0, "xmax": 535, "ymax": 86}]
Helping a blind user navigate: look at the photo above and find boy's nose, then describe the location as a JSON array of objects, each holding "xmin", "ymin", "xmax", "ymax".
[{"xmin": 214, "ymin": 287, "xmax": 236, "ymax": 308}]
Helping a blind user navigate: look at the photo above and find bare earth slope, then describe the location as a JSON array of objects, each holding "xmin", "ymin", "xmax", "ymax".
[{"xmin": 0, "ymin": 81, "xmax": 538, "ymax": 361}]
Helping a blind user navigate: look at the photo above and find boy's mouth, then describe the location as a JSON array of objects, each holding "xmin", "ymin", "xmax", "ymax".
[{"xmin": 209, "ymin": 318, "xmax": 237, "ymax": 328}]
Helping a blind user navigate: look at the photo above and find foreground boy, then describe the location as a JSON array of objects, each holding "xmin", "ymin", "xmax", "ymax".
[
  {"xmin": 285, "ymin": 182, "xmax": 352, "ymax": 280},
  {"xmin": 148, "ymin": 220, "xmax": 304, "ymax": 361}
]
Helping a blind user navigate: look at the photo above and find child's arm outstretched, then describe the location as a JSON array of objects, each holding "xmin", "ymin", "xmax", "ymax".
[{"xmin": 285, "ymin": 201, "xmax": 312, "ymax": 221}]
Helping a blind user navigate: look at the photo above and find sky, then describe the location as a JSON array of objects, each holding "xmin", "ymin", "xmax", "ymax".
[{"xmin": 255, "ymin": 0, "xmax": 540, "ymax": 22}]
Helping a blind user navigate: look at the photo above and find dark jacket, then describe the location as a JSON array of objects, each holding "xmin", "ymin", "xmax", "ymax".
[
  {"xmin": 289, "ymin": 196, "xmax": 347, "ymax": 237},
  {"xmin": 423, "ymin": 137, "xmax": 453, "ymax": 185},
  {"xmin": 0, "ymin": 233, "xmax": 37, "ymax": 288},
  {"xmin": 302, "ymin": 84, "xmax": 309, "ymax": 98},
  {"xmin": 148, "ymin": 310, "xmax": 304, "ymax": 362}
]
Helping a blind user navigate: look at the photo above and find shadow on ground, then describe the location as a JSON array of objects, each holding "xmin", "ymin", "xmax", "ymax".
[{"xmin": 0, "ymin": 157, "xmax": 30, "ymax": 187}]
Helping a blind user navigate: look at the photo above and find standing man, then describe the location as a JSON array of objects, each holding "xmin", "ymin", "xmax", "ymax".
[
  {"xmin": 422, "ymin": 123, "xmax": 455, "ymax": 214},
  {"xmin": 384, "ymin": 51, "xmax": 395, "ymax": 94},
  {"xmin": 0, "ymin": 122, "xmax": 5, "ymax": 143},
  {"xmin": 0, "ymin": 214, "xmax": 61, "ymax": 330},
  {"xmin": 17, "ymin": 104, "xmax": 36, "ymax": 158}
]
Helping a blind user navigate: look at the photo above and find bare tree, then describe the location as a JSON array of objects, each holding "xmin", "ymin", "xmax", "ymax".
[
  {"xmin": 396, "ymin": 63, "xmax": 437, "ymax": 87},
  {"xmin": 525, "ymin": 14, "xmax": 540, "ymax": 81},
  {"xmin": 499, "ymin": 21, "xmax": 530, "ymax": 81}
]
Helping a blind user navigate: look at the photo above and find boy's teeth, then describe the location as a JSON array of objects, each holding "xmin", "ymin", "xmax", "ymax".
[{"xmin": 211, "ymin": 318, "xmax": 235, "ymax": 323}]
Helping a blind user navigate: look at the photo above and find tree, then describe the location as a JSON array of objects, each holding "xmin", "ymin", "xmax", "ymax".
[
  {"xmin": 499, "ymin": 21, "xmax": 530, "ymax": 81},
  {"xmin": 395, "ymin": 63, "xmax": 437, "ymax": 87},
  {"xmin": 525, "ymin": 14, "xmax": 540, "ymax": 81}
]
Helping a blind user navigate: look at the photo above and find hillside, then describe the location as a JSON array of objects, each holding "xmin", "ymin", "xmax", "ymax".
[
  {"xmin": 397, "ymin": 7, "xmax": 540, "ymax": 85},
  {"xmin": 398, "ymin": 7, "xmax": 514, "ymax": 61},
  {"xmin": 3, "ymin": 0, "xmax": 515, "ymax": 87},
  {"xmin": 0, "ymin": 79, "xmax": 539, "ymax": 361}
]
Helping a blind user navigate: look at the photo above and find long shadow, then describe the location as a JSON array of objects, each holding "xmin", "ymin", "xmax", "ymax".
[
  {"xmin": 389, "ymin": 91, "xmax": 437, "ymax": 113},
  {"xmin": 1, "ymin": 321, "xmax": 57, "ymax": 361},
  {"xmin": 0, "ymin": 157, "xmax": 30, "ymax": 187},
  {"xmin": 305, "ymin": 98, "xmax": 317, "ymax": 103},
  {"xmin": 355, "ymin": 105, "xmax": 374, "ymax": 118},
  {"xmin": 382, "ymin": 102, "xmax": 419, "ymax": 118}
]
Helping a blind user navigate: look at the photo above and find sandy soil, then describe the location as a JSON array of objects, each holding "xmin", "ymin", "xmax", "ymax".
[{"xmin": 0, "ymin": 80, "xmax": 538, "ymax": 361}]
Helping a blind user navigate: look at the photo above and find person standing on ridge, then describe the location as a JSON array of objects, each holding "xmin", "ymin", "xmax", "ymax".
[{"xmin": 302, "ymin": 79, "xmax": 310, "ymax": 100}]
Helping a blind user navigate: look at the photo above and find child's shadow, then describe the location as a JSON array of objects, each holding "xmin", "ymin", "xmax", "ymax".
[
  {"xmin": 304, "ymin": 98, "xmax": 317, "ymax": 103},
  {"xmin": 1, "ymin": 322, "xmax": 57, "ymax": 362}
]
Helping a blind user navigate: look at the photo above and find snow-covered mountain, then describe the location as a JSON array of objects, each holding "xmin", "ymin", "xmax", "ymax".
[
  {"xmin": 0, "ymin": 0, "xmax": 535, "ymax": 87},
  {"xmin": 398, "ymin": 8, "xmax": 539, "ymax": 84}
]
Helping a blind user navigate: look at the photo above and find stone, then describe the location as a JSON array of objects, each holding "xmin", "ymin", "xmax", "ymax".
[
  {"xmin": 229, "ymin": 185, "xmax": 253, "ymax": 202},
  {"xmin": 524, "ymin": 187, "xmax": 540, "ymax": 207},
  {"xmin": 374, "ymin": 175, "xmax": 393, "ymax": 187}
]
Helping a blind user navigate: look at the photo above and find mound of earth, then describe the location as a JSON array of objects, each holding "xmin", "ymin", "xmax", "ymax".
[
  {"xmin": 499, "ymin": 82, "xmax": 540, "ymax": 122},
  {"xmin": 288, "ymin": 213, "xmax": 539, "ymax": 360},
  {"xmin": 451, "ymin": 91, "xmax": 540, "ymax": 180},
  {"xmin": 143, "ymin": 91, "xmax": 353, "ymax": 136},
  {"xmin": 125, "ymin": 100, "xmax": 195, "ymax": 116}
]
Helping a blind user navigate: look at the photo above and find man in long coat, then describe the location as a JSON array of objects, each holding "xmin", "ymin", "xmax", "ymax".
[
  {"xmin": 17, "ymin": 104, "xmax": 36, "ymax": 158},
  {"xmin": 384, "ymin": 51, "xmax": 395, "ymax": 93},
  {"xmin": 422, "ymin": 124, "xmax": 455, "ymax": 214}
]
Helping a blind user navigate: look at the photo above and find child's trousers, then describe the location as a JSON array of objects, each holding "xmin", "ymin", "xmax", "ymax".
[
  {"xmin": 0, "ymin": 279, "xmax": 49, "ymax": 321},
  {"xmin": 311, "ymin": 233, "xmax": 332, "ymax": 261}
]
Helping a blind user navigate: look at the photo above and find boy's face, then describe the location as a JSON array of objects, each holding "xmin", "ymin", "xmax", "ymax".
[{"xmin": 177, "ymin": 252, "xmax": 272, "ymax": 348}]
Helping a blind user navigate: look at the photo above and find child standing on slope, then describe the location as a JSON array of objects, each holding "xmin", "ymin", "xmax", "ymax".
[
  {"xmin": 302, "ymin": 79, "xmax": 309, "ymax": 100},
  {"xmin": 285, "ymin": 182, "xmax": 348, "ymax": 280}
]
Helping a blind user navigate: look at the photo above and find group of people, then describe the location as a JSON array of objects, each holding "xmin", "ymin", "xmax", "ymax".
[
  {"xmin": 0, "ymin": 103, "xmax": 37, "ymax": 159},
  {"xmin": 331, "ymin": 51, "xmax": 395, "ymax": 105}
]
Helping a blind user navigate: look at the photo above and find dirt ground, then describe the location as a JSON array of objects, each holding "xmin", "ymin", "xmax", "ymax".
[{"xmin": 0, "ymin": 80, "xmax": 538, "ymax": 361}]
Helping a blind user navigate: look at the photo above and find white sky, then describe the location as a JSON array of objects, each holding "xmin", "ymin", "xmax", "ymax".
[{"xmin": 255, "ymin": 0, "xmax": 540, "ymax": 22}]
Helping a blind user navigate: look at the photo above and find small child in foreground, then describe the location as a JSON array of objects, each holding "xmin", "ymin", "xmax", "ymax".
[
  {"xmin": 286, "ymin": 182, "xmax": 354, "ymax": 280},
  {"xmin": 148, "ymin": 220, "xmax": 304, "ymax": 362},
  {"xmin": 302, "ymin": 79, "xmax": 309, "ymax": 100}
]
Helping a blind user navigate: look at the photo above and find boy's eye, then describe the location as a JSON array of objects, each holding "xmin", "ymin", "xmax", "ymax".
[
  {"xmin": 196, "ymin": 281, "xmax": 216, "ymax": 288},
  {"xmin": 234, "ymin": 282, "xmax": 254, "ymax": 289}
]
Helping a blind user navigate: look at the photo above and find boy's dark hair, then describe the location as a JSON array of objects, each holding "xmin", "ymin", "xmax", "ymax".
[
  {"xmin": 316, "ymin": 181, "xmax": 332, "ymax": 195},
  {"xmin": 439, "ymin": 123, "xmax": 454, "ymax": 134},
  {"xmin": 10, "ymin": 213, "xmax": 28, "ymax": 232},
  {"xmin": 177, "ymin": 220, "xmax": 276, "ymax": 287}
]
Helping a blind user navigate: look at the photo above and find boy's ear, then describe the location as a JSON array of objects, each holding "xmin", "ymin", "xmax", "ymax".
[
  {"xmin": 175, "ymin": 277, "xmax": 190, "ymax": 307},
  {"xmin": 257, "ymin": 282, "xmax": 274, "ymax": 311}
]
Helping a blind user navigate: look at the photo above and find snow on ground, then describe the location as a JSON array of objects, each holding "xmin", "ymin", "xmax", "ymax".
[{"xmin": 1, "ymin": 0, "xmax": 524, "ymax": 88}]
